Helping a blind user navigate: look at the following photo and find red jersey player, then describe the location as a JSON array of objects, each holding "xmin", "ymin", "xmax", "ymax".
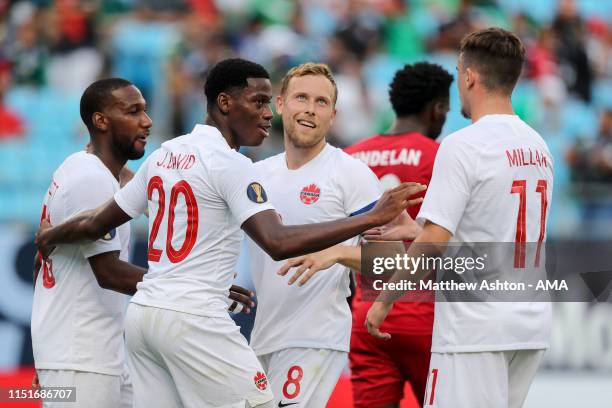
[{"xmin": 344, "ymin": 62, "xmax": 453, "ymax": 408}]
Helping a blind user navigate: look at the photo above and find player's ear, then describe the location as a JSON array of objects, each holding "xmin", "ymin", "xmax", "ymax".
[
  {"xmin": 275, "ymin": 95, "xmax": 283, "ymax": 115},
  {"xmin": 92, "ymin": 112, "xmax": 108, "ymax": 132},
  {"xmin": 330, "ymin": 106, "xmax": 337, "ymax": 123},
  {"xmin": 465, "ymin": 67, "xmax": 476, "ymax": 90},
  {"xmin": 217, "ymin": 92, "xmax": 231, "ymax": 115},
  {"xmin": 432, "ymin": 100, "xmax": 446, "ymax": 121}
]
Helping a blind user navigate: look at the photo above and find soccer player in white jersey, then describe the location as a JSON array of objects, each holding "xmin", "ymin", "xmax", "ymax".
[
  {"xmin": 281, "ymin": 28, "xmax": 554, "ymax": 408},
  {"xmin": 31, "ymin": 78, "xmax": 152, "ymax": 408},
  {"xmin": 36, "ymin": 58, "xmax": 424, "ymax": 408},
  {"xmin": 247, "ymin": 63, "xmax": 412, "ymax": 407}
]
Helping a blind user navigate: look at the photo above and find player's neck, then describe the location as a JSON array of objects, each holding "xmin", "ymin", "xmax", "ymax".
[
  {"xmin": 284, "ymin": 138, "xmax": 326, "ymax": 170},
  {"xmin": 469, "ymin": 96, "xmax": 515, "ymax": 123},
  {"xmin": 204, "ymin": 115, "xmax": 238, "ymax": 149},
  {"xmin": 90, "ymin": 143, "xmax": 126, "ymax": 181},
  {"xmin": 387, "ymin": 117, "xmax": 428, "ymax": 137}
]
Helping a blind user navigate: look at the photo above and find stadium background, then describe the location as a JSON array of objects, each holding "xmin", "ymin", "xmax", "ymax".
[{"xmin": 0, "ymin": 0, "xmax": 610, "ymax": 406}]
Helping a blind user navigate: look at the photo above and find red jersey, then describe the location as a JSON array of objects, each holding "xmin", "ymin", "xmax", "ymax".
[{"xmin": 345, "ymin": 132, "xmax": 438, "ymax": 335}]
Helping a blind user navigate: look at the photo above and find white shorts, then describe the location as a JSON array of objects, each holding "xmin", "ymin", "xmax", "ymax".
[
  {"xmin": 424, "ymin": 349, "xmax": 545, "ymax": 408},
  {"xmin": 37, "ymin": 366, "xmax": 132, "ymax": 408},
  {"xmin": 125, "ymin": 303, "xmax": 273, "ymax": 408},
  {"xmin": 258, "ymin": 348, "xmax": 347, "ymax": 408}
]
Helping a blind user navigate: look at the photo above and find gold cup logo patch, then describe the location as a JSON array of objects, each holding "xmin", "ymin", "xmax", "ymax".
[{"xmin": 248, "ymin": 182, "xmax": 267, "ymax": 203}]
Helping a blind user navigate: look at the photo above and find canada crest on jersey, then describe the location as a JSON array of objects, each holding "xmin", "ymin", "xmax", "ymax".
[
  {"xmin": 253, "ymin": 371, "xmax": 268, "ymax": 391},
  {"xmin": 300, "ymin": 183, "xmax": 320, "ymax": 205}
]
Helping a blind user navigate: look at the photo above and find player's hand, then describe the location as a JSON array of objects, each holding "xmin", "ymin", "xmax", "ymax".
[
  {"xmin": 35, "ymin": 219, "xmax": 56, "ymax": 259},
  {"xmin": 278, "ymin": 245, "xmax": 341, "ymax": 286},
  {"xmin": 363, "ymin": 213, "xmax": 422, "ymax": 241},
  {"xmin": 228, "ymin": 284, "xmax": 255, "ymax": 314},
  {"xmin": 32, "ymin": 372, "xmax": 40, "ymax": 390},
  {"xmin": 368, "ymin": 183, "xmax": 426, "ymax": 226},
  {"xmin": 365, "ymin": 301, "xmax": 393, "ymax": 340}
]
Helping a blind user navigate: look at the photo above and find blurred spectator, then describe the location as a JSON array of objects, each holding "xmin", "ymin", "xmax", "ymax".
[
  {"xmin": 526, "ymin": 27, "xmax": 566, "ymax": 128},
  {"xmin": 585, "ymin": 18, "xmax": 611, "ymax": 79},
  {"xmin": 566, "ymin": 109, "xmax": 612, "ymax": 235},
  {"xmin": 552, "ymin": 0, "xmax": 593, "ymax": 103},
  {"xmin": 0, "ymin": 58, "xmax": 25, "ymax": 140},
  {"xmin": 382, "ymin": 0, "xmax": 426, "ymax": 60},
  {"xmin": 429, "ymin": 0, "xmax": 479, "ymax": 52},
  {"xmin": 168, "ymin": 18, "xmax": 231, "ymax": 135},
  {"xmin": 567, "ymin": 108, "xmax": 612, "ymax": 184},
  {"xmin": 334, "ymin": 0, "xmax": 383, "ymax": 60},
  {"xmin": 326, "ymin": 35, "xmax": 373, "ymax": 146},
  {"xmin": 6, "ymin": 2, "xmax": 47, "ymax": 87},
  {"xmin": 44, "ymin": 0, "xmax": 103, "ymax": 93}
]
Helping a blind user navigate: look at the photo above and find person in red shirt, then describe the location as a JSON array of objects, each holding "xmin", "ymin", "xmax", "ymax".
[
  {"xmin": 0, "ymin": 58, "xmax": 25, "ymax": 140},
  {"xmin": 344, "ymin": 62, "xmax": 453, "ymax": 408}
]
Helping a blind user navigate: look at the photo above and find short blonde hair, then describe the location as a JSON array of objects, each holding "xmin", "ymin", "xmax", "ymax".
[{"xmin": 280, "ymin": 62, "xmax": 338, "ymax": 104}]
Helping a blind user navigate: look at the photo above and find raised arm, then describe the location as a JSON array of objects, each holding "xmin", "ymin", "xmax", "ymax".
[
  {"xmin": 242, "ymin": 182, "xmax": 425, "ymax": 261},
  {"xmin": 277, "ymin": 244, "xmax": 361, "ymax": 286},
  {"xmin": 278, "ymin": 211, "xmax": 421, "ymax": 285}
]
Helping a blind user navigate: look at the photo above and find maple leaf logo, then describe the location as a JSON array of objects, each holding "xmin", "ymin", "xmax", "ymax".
[
  {"xmin": 254, "ymin": 371, "xmax": 268, "ymax": 390},
  {"xmin": 300, "ymin": 183, "xmax": 321, "ymax": 205}
]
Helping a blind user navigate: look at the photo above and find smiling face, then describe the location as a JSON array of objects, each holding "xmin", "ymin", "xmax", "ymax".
[
  {"xmin": 276, "ymin": 74, "xmax": 336, "ymax": 149},
  {"xmin": 227, "ymin": 77, "xmax": 273, "ymax": 147},
  {"xmin": 104, "ymin": 85, "xmax": 152, "ymax": 160}
]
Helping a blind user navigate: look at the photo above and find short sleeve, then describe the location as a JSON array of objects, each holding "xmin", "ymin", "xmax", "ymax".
[
  {"xmin": 416, "ymin": 135, "xmax": 474, "ymax": 235},
  {"xmin": 114, "ymin": 156, "xmax": 150, "ymax": 219},
  {"xmin": 338, "ymin": 156, "xmax": 382, "ymax": 216},
  {"xmin": 212, "ymin": 153, "xmax": 274, "ymax": 225},
  {"xmin": 61, "ymin": 173, "xmax": 122, "ymax": 259}
]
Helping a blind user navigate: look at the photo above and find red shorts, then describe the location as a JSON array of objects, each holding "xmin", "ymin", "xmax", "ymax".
[{"xmin": 350, "ymin": 331, "xmax": 432, "ymax": 408}]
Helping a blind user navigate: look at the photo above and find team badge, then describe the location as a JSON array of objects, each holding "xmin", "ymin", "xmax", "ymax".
[
  {"xmin": 102, "ymin": 229, "xmax": 116, "ymax": 241},
  {"xmin": 247, "ymin": 182, "xmax": 268, "ymax": 203},
  {"xmin": 300, "ymin": 184, "xmax": 320, "ymax": 205},
  {"xmin": 253, "ymin": 371, "xmax": 268, "ymax": 391}
]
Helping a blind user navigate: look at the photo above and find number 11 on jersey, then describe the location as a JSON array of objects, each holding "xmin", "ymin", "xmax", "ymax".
[{"xmin": 510, "ymin": 179, "xmax": 548, "ymax": 268}]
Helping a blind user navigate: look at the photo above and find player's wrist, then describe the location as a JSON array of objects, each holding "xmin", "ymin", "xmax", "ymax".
[
  {"xmin": 361, "ymin": 212, "xmax": 380, "ymax": 231},
  {"xmin": 335, "ymin": 245, "xmax": 350, "ymax": 264}
]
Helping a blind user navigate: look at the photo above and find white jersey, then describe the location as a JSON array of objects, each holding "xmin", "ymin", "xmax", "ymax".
[
  {"xmin": 31, "ymin": 151, "xmax": 130, "ymax": 376},
  {"xmin": 114, "ymin": 124, "xmax": 274, "ymax": 318},
  {"xmin": 417, "ymin": 114, "xmax": 554, "ymax": 352},
  {"xmin": 248, "ymin": 144, "xmax": 381, "ymax": 355}
]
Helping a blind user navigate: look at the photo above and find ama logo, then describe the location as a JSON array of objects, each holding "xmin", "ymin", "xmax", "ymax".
[
  {"xmin": 300, "ymin": 184, "xmax": 320, "ymax": 205},
  {"xmin": 253, "ymin": 371, "xmax": 268, "ymax": 391}
]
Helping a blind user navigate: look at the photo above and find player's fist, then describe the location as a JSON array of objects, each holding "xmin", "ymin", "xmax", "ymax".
[{"xmin": 368, "ymin": 183, "xmax": 426, "ymax": 226}]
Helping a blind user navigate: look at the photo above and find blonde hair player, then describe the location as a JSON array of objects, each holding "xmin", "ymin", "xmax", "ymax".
[{"xmin": 247, "ymin": 62, "xmax": 423, "ymax": 408}]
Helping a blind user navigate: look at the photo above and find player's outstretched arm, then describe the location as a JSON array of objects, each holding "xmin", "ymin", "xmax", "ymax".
[
  {"xmin": 242, "ymin": 182, "xmax": 426, "ymax": 261},
  {"xmin": 278, "ymin": 245, "xmax": 360, "ymax": 286},
  {"xmin": 36, "ymin": 199, "xmax": 132, "ymax": 257},
  {"xmin": 363, "ymin": 211, "xmax": 422, "ymax": 241}
]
